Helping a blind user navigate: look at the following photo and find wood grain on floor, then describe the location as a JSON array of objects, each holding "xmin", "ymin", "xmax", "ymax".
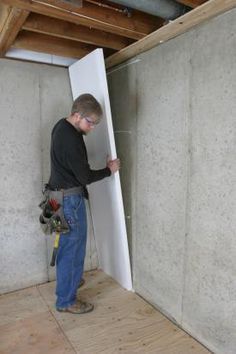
[{"xmin": 0, "ymin": 270, "xmax": 211, "ymax": 354}]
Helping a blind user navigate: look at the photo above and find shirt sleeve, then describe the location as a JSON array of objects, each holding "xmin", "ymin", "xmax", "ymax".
[{"xmin": 66, "ymin": 135, "xmax": 111, "ymax": 186}]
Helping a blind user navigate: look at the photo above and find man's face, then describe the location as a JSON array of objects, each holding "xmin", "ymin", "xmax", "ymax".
[{"xmin": 75, "ymin": 113, "xmax": 100, "ymax": 134}]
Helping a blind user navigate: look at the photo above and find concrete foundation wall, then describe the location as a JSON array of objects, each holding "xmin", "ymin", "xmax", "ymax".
[
  {"xmin": 0, "ymin": 59, "xmax": 98, "ymax": 293},
  {"xmin": 107, "ymin": 62, "xmax": 137, "ymax": 264},
  {"xmin": 108, "ymin": 8, "xmax": 236, "ymax": 354}
]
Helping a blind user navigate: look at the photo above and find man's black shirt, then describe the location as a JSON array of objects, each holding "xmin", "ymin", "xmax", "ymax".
[{"xmin": 49, "ymin": 118, "xmax": 111, "ymax": 191}]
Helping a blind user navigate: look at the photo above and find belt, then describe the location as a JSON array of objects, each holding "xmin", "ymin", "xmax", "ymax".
[
  {"xmin": 62, "ymin": 186, "xmax": 84, "ymax": 196},
  {"xmin": 55, "ymin": 186, "xmax": 84, "ymax": 196}
]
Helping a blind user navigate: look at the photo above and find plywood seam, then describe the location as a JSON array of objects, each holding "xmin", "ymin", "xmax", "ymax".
[{"xmin": 36, "ymin": 285, "xmax": 77, "ymax": 353}]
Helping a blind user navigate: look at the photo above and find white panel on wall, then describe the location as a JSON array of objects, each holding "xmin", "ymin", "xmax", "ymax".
[
  {"xmin": 6, "ymin": 48, "xmax": 77, "ymax": 67},
  {"xmin": 69, "ymin": 49, "xmax": 132, "ymax": 290}
]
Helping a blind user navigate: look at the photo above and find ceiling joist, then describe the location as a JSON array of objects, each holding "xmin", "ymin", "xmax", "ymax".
[
  {"xmin": 48, "ymin": 0, "xmax": 82, "ymax": 9},
  {"xmin": 0, "ymin": 6, "xmax": 29, "ymax": 56},
  {"xmin": 23, "ymin": 13, "xmax": 133, "ymax": 50},
  {"xmin": 106, "ymin": 0, "xmax": 236, "ymax": 68},
  {"xmin": 0, "ymin": 0, "xmax": 234, "ymax": 65},
  {"xmin": 0, "ymin": 4, "xmax": 12, "ymax": 32},
  {"xmin": 175, "ymin": 0, "xmax": 207, "ymax": 8},
  {"xmin": 12, "ymin": 30, "xmax": 97, "ymax": 58},
  {"xmin": 0, "ymin": 0, "xmax": 164, "ymax": 40}
]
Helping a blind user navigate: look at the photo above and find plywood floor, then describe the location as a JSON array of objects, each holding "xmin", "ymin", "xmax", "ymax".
[{"xmin": 0, "ymin": 270, "xmax": 211, "ymax": 354}]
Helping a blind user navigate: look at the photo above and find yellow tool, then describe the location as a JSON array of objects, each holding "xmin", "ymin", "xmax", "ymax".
[{"xmin": 50, "ymin": 232, "xmax": 60, "ymax": 267}]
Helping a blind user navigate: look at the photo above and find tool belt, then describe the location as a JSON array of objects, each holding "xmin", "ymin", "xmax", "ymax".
[{"xmin": 38, "ymin": 185, "xmax": 84, "ymax": 235}]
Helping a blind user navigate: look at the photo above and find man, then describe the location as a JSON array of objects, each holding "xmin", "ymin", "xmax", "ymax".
[{"xmin": 48, "ymin": 93, "xmax": 120, "ymax": 314}]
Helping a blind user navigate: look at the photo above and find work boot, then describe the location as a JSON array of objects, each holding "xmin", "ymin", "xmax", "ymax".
[{"xmin": 57, "ymin": 300, "xmax": 94, "ymax": 314}]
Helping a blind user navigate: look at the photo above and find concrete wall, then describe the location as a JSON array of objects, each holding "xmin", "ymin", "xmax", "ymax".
[
  {"xmin": 108, "ymin": 8, "xmax": 236, "ymax": 354},
  {"xmin": 0, "ymin": 59, "xmax": 98, "ymax": 293},
  {"xmin": 107, "ymin": 62, "xmax": 137, "ymax": 264}
]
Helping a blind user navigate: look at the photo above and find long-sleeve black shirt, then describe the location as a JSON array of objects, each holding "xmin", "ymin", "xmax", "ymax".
[{"xmin": 49, "ymin": 118, "xmax": 111, "ymax": 191}]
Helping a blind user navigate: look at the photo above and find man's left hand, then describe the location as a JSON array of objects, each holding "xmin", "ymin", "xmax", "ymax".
[{"xmin": 107, "ymin": 158, "xmax": 120, "ymax": 174}]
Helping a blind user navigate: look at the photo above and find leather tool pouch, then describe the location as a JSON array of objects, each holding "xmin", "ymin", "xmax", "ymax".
[{"xmin": 39, "ymin": 186, "xmax": 69, "ymax": 235}]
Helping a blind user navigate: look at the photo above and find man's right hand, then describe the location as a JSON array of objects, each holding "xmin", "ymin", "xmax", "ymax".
[{"xmin": 107, "ymin": 157, "xmax": 120, "ymax": 174}]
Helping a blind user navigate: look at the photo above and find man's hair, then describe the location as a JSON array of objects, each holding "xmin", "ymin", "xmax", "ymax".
[{"xmin": 71, "ymin": 93, "xmax": 103, "ymax": 119}]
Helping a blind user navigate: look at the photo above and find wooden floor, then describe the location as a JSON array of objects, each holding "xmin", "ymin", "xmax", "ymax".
[{"xmin": 0, "ymin": 270, "xmax": 211, "ymax": 354}]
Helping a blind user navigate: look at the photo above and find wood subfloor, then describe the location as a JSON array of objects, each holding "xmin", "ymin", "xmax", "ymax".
[{"xmin": 0, "ymin": 270, "xmax": 211, "ymax": 354}]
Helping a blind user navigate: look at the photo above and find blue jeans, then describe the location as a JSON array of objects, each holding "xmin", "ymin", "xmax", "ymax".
[{"xmin": 55, "ymin": 194, "xmax": 87, "ymax": 309}]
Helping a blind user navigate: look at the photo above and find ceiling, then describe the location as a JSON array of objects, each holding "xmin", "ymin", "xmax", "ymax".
[{"xmin": 0, "ymin": 0, "xmax": 208, "ymax": 64}]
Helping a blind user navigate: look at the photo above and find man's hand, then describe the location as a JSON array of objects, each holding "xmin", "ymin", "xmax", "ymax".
[{"xmin": 107, "ymin": 157, "xmax": 120, "ymax": 174}]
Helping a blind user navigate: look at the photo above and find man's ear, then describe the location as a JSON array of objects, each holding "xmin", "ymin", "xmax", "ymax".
[{"xmin": 75, "ymin": 112, "xmax": 82, "ymax": 122}]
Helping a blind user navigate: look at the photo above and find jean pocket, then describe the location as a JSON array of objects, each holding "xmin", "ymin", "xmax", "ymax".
[{"xmin": 63, "ymin": 195, "xmax": 83, "ymax": 226}]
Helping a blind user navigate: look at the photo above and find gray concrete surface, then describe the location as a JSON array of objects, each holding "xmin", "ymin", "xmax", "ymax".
[
  {"xmin": 0, "ymin": 59, "xmax": 98, "ymax": 293},
  {"xmin": 182, "ymin": 10, "xmax": 236, "ymax": 354},
  {"xmin": 107, "ymin": 61, "xmax": 137, "ymax": 265},
  {"xmin": 108, "ymin": 8, "xmax": 236, "ymax": 354},
  {"xmin": 0, "ymin": 59, "xmax": 47, "ymax": 293},
  {"xmin": 135, "ymin": 33, "xmax": 191, "ymax": 324}
]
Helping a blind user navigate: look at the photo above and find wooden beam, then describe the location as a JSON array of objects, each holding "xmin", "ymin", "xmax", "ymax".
[
  {"xmin": 23, "ymin": 13, "xmax": 133, "ymax": 50},
  {"xmin": 0, "ymin": 0, "xmax": 164, "ymax": 40},
  {"xmin": 51, "ymin": 0, "xmax": 82, "ymax": 8},
  {"xmin": 175, "ymin": 0, "xmax": 208, "ymax": 8},
  {"xmin": 0, "ymin": 7, "xmax": 29, "ymax": 56},
  {"xmin": 106, "ymin": 0, "xmax": 236, "ymax": 69},
  {"xmin": 0, "ymin": 4, "xmax": 12, "ymax": 32},
  {"xmin": 12, "ymin": 30, "xmax": 97, "ymax": 58}
]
